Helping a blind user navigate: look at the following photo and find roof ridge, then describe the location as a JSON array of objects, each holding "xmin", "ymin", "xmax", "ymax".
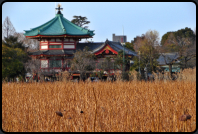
[
  {"xmin": 109, "ymin": 41, "xmax": 137, "ymax": 55},
  {"xmin": 108, "ymin": 41, "xmax": 120, "ymax": 51},
  {"xmin": 58, "ymin": 16, "xmax": 66, "ymax": 33},
  {"xmin": 91, "ymin": 43, "xmax": 106, "ymax": 53}
]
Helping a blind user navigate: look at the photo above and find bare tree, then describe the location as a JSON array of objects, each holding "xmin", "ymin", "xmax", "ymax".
[
  {"xmin": 14, "ymin": 32, "xmax": 40, "ymax": 50},
  {"xmin": 24, "ymin": 59, "xmax": 41, "ymax": 82},
  {"xmin": 144, "ymin": 30, "xmax": 160, "ymax": 72},
  {"xmin": 71, "ymin": 47, "xmax": 96, "ymax": 80},
  {"xmin": 97, "ymin": 57, "xmax": 115, "ymax": 77},
  {"xmin": 145, "ymin": 30, "xmax": 160, "ymax": 47},
  {"xmin": 132, "ymin": 34, "xmax": 145, "ymax": 52},
  {"xmin": 167, "ymin": 35, "xmax": 196, "ymax": 69},
  {"xmin": 2, "ymin": 16, "xmax": 16, "ymax": 39}
]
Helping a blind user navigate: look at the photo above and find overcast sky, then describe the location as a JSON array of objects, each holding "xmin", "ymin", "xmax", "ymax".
[{"xmin": 2, "ymin": 2, "xmax": 196, "ymax": 43}]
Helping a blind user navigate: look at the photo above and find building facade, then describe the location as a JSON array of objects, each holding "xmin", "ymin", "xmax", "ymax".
[{"xmin": 112, "ymin": 34, "xmax": 127, "ymax": 43}]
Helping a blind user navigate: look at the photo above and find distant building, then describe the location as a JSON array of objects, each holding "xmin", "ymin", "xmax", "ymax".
[
  {"xmin": 112, "ymin": 34, "xmax": 127, "ymax": 43},
  {"xmin": 157, "ymin": 52, "xmax": 181, "ymax": 73}
]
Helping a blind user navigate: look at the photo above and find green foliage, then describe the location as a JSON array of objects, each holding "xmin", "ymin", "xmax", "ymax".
[
  {"xmin": 174, "ymin": 27, "xmax": 195, "ymax": 39},
  {"xmin": 2, "ymin": 35, "xmax": 28, "ymax": 80},
  {"xmin": 96, "ymin": 71, "xmax": 104, "ymax": 79},
  {"xmin": 130, "ymin": 39, "xmax": 159, "ymax": 73},
  {"xmin": 125, "ymin": 42, "xmax": 135, "ymax": 51},
  {"xmin": 130, "ymin": 56, "xmax": 140, "ymax": 71},
  {"xmin": 161, "ymin": 32, "xmax": 171, "ymax": 46},
  {"xmin": 161, "ymin": 27, "xmax": 195, "ymax": 47},
  {"xmin": 90, "ymin": 72, "xmax": 97, "ymax": 77},
  {"xmin": 165, "ymin": 43, "xmax": 179, "ymax": 52},
  {"xmin": 114, "ymin": 50, "xmax": 130, "ymax": 70},
  {"xmin": 3, "ymin": 35, "xmax": 25, "ymax": 51}
]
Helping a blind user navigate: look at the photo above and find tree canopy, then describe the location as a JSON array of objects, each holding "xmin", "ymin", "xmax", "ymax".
[
  {"xmin": 2, "ymin": 36, "xmax": 29, "ymax": 81},
  {"xmin": 130, "ymin": 30, "xmax": 160, "ymax": 80},
  {"xmin": 71, "ymin": 16, "xmax": 90, "ymax": 29},
  {"xmin": 125, "ymin": 42, "xmax": 135, "ymax": 52},
  {"xmin": 131, "ymin": 34, "xmax": 145, "ymax": 52},
  {"xmin": 161, "ymin": 27, "xmax": 195, "ymax": 47}
]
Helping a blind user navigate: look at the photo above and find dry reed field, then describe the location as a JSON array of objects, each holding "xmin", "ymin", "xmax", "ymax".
[{"xmin": 2, "ymin": 69, "xmax": 196, "ymax": 132}]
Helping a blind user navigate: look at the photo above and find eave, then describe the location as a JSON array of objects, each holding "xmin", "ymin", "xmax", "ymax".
[{"xmin": 25, "ymin": 34, "xmax": 93, "ymax": 39}]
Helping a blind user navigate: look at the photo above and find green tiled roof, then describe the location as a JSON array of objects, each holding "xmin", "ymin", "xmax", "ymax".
[{"xmin": 24, "ymin": 14, "xmax": 95, "ymax": 37}]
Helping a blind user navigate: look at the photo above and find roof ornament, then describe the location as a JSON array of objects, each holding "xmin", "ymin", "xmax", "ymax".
[
  {"xmin": 105, "ymin": 38, "xmax": 109, "ymax": 44},
  {"xmin": 56, "ymin": 3, "xmax": 63, "ymax": 14}
]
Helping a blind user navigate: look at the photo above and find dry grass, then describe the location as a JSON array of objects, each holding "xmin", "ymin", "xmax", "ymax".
[
  {"xmin": 152, "ymin": 67, "xmax": 196, "ymax": 82},
  {"xmin": 177, "ymin": 67, "xmax": 196, "ymax": 82},
  {"xmin": 2, "ymin": 69, "xmax": 196, "ymax": 132}
]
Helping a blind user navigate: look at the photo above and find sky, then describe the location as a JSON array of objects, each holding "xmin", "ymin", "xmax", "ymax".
[{"xmin": 2, "ymin": 2, "xmax": 196, "ymax": 43}]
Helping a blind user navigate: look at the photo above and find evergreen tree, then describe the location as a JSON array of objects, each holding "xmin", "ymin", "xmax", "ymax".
[
  {"xmin": 2, "ymin": 36, "xmax": 29, "ymax": 81},
  {"xmin": 125, "ymin": 42, "xmax": 135, "ymax": 52},
  {"xmin": 71, "ymin": 16, "xmax": 90, "ymax": 29}
]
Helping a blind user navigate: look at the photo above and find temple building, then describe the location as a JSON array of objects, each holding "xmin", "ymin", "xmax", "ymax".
[{"xmin": 24, "ymin": 5, "xmax": 137, "ymax": 81}]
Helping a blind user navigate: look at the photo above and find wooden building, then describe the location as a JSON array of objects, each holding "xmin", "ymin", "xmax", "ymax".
[{"xmin": 24, "ymin": 5, "xmax": 137, "ymax": 81}]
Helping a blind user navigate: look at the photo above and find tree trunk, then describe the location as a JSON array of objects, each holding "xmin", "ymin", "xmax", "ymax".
[
  {"xmin": 168, "ymin": 64, "xmax": 172, "ymax": 79},
  {"xmin": 36, "ymin": 73, "xmax": 38, "ymax": 82},
  {"xmin": 184, "ymin": 57, "xmax": 187, "ymax": 69},
  {"xmin": 140, "ymin": 68, "xmax": 144, "ymax": 80},
  {"xmin": 80, "ymin": 71, "xmax": 86, "ymax": 81},
  {"xmin": 145, "ymin": 65, "xmax": 148, "ymax": 81},
  {"xmin": 150, "ymin": 59, "xmax": 153, "ymax": 72}
]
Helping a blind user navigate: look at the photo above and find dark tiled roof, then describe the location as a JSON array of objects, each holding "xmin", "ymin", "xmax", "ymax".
[
  {"xmin": 107, "ymin": 41, "xmax": 137, "ymax": 56},
  {"xmin": 76, "ymin": 42, "xmax": 104, "ymax": 52},
  {"xmin": 77, "ymin": 40, "xmax": 137, "ymax": 56},
  {"xmin": 157, "ymin": 52, "xmax": 180, "ymax": 65},
  {"xmin": 29, "ymin": 50, "xmax": 75, "ymax": 56}
]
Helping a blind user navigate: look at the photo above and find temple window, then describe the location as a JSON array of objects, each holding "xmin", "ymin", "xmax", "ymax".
[
  {"xmin": 41, "ymin": 45, "xmax": 48, "ymax": 49},
  {"xmin": 49, "ymin": 45, "xmax": 62, "ymax": 48},
  {"xmin": 63, "ymin": 45, "xmax": 75, "ymax": 49},
  {"xmin": 49, "ymin": 60, "xmax": 62, "ymax": 68},
  {"xmin": 41, "ymin": 60, "xmax": 48, "ymax": 68}
]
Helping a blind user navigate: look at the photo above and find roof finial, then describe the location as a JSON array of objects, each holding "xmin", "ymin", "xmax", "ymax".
[{"xmin": 56, "ymin": 3, "xmax": 63, "ymax": 14}]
